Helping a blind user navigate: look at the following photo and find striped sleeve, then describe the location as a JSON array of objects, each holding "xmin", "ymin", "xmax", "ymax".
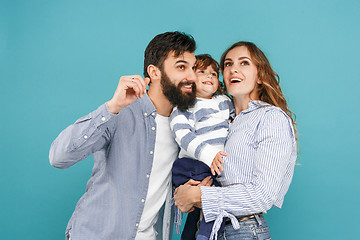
[
  {"xmin": 169, "ymin": 107, "xmax": 221, "ymax": 167},
  {"xmin": 201, "ymin": 108, "xmax": 296, "ymax": 222}
]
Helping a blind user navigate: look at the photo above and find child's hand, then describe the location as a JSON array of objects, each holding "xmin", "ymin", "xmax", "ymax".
[{"xmin": 211, "ymin": 151, "xmax": 228, "ymax": 176}]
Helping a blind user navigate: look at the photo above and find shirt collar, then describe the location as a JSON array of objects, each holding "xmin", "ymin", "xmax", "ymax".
[
  {"xmin": 140, "ymin": 93, "xmax": 157, "ymax": 117},
  {"xmin": 240, "ymin": 100, "xmax": 270, "ymax": 114}
]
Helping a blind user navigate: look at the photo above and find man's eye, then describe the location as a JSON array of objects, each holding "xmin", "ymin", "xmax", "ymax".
[
  {"xmin": 241, "ymin": 61, "xmax": 250, "ymax": 66},
  {"xmin": 211, "ymin": 72, "xmax": 217, "ymax": 77},
  {"xmin": 224, "ymin": 62, "xmax": 232, "ymax": 67},
  {"xmin": 197, "ymin": 70, "xmax": 204, "ymax": 74}
]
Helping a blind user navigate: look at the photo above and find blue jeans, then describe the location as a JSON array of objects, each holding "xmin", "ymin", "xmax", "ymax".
[{"xmin": 218, "ymin": 215, "xmax": 271, "ymax": 240}]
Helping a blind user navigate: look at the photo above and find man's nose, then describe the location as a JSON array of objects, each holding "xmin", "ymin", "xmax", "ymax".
[{"xmin": 187, "ymin": 69, "xmax": 197, "ymax": 82}]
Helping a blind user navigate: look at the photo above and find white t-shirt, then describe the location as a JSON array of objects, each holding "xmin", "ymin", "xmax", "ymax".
[{"xmin": 135, "ymin": 114, "xmax": 178, "ymax": 240}]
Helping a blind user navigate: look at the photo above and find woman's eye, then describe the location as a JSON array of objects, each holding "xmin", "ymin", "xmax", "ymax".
[
  {"xmin": 241, "ymin": 61, "xmax": 250, "ymax": 66},
  {"xmin": 178, "ymin": 65, "xmax": 185, "ymax": 70},
  {"xmin": 224, "ymin": 62, "xmax": 232, "ymax": 67},
  {"xmin": 197, "ymin": 70, "xmax": 204, "ymax": 74}
]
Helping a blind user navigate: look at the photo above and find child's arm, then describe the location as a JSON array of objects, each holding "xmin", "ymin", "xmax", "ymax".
[{"xmin": 170, "ymin": 107, "xmax": 222, "ymax": 167}]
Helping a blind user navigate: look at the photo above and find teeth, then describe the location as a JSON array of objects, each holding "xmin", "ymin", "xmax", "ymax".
[
  {"xmin": 230, "ymin": 78, "xmax": 242, "ymax": 83},
  {"xmin": 202, "ymin": 81, "xmax": 213, "ymax": 85}
]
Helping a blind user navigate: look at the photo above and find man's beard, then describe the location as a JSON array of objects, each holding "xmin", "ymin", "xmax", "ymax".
[{"xmin": 161, "ymin": 71, "xmax": 196, "ymax": 112}]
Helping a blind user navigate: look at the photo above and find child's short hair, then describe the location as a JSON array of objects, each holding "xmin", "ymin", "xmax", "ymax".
[{"xmin": 195, "ymin": 54, "xmax": 226, "ymax": 95}]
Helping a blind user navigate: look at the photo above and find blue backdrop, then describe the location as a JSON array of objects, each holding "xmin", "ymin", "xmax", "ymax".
[{"xmin": 1, "ymin": 0, "xmax": 359, "ymax": 239}]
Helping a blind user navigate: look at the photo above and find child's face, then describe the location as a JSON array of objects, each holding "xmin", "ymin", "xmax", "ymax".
[{"xmin": 195, "ymin": 65, "xmax": 219, "ymax": 99}]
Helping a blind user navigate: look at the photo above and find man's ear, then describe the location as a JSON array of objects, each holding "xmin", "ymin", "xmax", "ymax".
[{"xmin": 147, "ymin": 64, "xmax": 161, "ymax": 82}]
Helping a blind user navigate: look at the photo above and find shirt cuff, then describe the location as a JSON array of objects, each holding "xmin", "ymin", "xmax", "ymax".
[
  {"xmin": 200, "ymin": 186, "xmax": 224, "ymax": 223},
  {"xmin": 71, "ymin": 103, "xmax": 116, "ymax": 150},
  {"xmin": 96, "ymin": 102, "xmax": 118, "ymax": 118}
]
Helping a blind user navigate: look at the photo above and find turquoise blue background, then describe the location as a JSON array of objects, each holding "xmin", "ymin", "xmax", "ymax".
[{"xmin": 1, "ymin": 0, "xmax": 359, "ymax": 239}]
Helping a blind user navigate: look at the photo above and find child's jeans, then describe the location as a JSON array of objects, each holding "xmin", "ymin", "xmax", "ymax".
[{"xmin": 172, "ymin": 157, "xmax": 225, "ymax": 240}]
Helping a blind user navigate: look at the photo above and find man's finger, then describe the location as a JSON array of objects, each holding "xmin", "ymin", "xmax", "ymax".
[
  {"xmin": 126, "ymin": 77, "xmax": 145, "ymax": 98},
  {"xmin": 131, "ymin": 75, "xmax": 147, "ymax": 94},
  {"xmin": 124, "ymin": 82, "xmax": 142, "ymax": 98},
  {"xmin": 144, "ymin": 77, "xmax": 150, "ymax": 93},
  {"xmin": 198, "ymin": 176, "xmax": 212, "ymax": 186},
  {"xmin": 206, "ymin": 178, "xmax": 213, "ymax": 186},
  {"xmin": 185, "ymin": 179, "xmax": 201, "ymax": 186},
  {"xmin": 144, "ymin": 77, "xmax": 151, "ymax": 86},
  {"xmin": 185, "ymin": 207, "xmax": 195, "ymax": 213}
]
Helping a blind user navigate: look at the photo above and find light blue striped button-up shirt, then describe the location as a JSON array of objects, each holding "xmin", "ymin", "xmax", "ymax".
[
  {"xmin": 200, "ymin": 100, "xmax": 297, "ymax": 239},
  {"xmin": 49, "ymin": 94, "xmax": 175, "ymax": 240}
]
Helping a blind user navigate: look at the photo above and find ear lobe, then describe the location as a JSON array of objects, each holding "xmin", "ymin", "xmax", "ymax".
[
  {"xmin": 257, "ymin": 79, "xmax": 262, "ymax": 84},
  {"xmin": 147, "ymin": 64, "xmax": 161, "ymax": 81}
]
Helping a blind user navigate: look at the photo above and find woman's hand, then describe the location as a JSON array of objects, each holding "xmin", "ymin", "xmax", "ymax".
[{"xmin": 174, "ymin": 176, "xmax": 212, "ymax": 213}]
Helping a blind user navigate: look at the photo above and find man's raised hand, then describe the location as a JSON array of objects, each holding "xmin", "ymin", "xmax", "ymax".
[{"xmin": 107, "ymin": 75, "xmax": 150, "ymax": 114}]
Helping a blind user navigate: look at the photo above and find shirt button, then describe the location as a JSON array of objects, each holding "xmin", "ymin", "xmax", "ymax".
[
  {"xmin": 150, "ymin": 151, "xmax": 153, "ymax": 155},
  {"xmin": 136, "ymin": 223, "xmax": 139, "ymax": 227},
  {"xmin": 152, "ymin": 112, "xmax": 156, "ymax": 116},
  {"xmin": 101, "ymin": 117, "xmax": 106, "ymax": 121},
  {"xmin": 84, "ymin": 135, "xmax": 88, "ymax": 139},
  {"xmin": 151, "ymin": 127, "xmax": 155, "ymax": 131},
  {"xmin": 146, "ymin": 174, "xmax": 150, "ymax": 178},
  {"xmin": 141, "ymin": 199, "xmax": 145, "ymax": 203},
  {"xmin": 144, "ymin": 113, "xmax": 148, "ymax": 116}
]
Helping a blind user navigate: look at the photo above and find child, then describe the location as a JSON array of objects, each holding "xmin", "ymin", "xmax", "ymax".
[{"xmin": 170, "ymin": 54, "xmax": 234, "ymax": 240}]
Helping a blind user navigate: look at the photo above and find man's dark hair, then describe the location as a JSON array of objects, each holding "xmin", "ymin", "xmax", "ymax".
[{"xmin": 143, "ymin": 31, "xmax": 196, "ymax": 78}]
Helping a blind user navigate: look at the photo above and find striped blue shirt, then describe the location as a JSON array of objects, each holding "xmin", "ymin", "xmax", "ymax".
[
  {"xmin": 49, "ymin": 95, "xmax": 174, "ymax": 240},
  {"xmin": 169, "ymin": 95, "xmax": 233, "ymax": 167},
  {"xmin": 200, "ymin": 100, "xmax": 297, "ymax": 239}
]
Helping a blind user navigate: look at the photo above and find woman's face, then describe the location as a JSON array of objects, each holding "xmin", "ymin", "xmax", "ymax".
[
  {"xmin": 223, "ymin": 46, "xmax": 261, "ymax": 101},
  {"xmin": 195, "ymin": 65, "xmax": 219, "ymax": 99}
]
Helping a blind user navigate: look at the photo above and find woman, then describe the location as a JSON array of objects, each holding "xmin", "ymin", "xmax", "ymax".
[{"xmin": 174, "ymin": 41, "xmax": 297, "ymax": 240}]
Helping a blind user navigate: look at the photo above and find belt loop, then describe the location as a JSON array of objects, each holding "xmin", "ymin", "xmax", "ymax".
[{"xmin": 254, "ymin": 214, "xmax": 262, "ymax": 227}]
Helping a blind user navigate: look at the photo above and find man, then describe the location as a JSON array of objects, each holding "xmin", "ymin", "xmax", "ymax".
[{"xmin": 49, "ymin": 31, "xmax": 198, "ymax": 240}]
